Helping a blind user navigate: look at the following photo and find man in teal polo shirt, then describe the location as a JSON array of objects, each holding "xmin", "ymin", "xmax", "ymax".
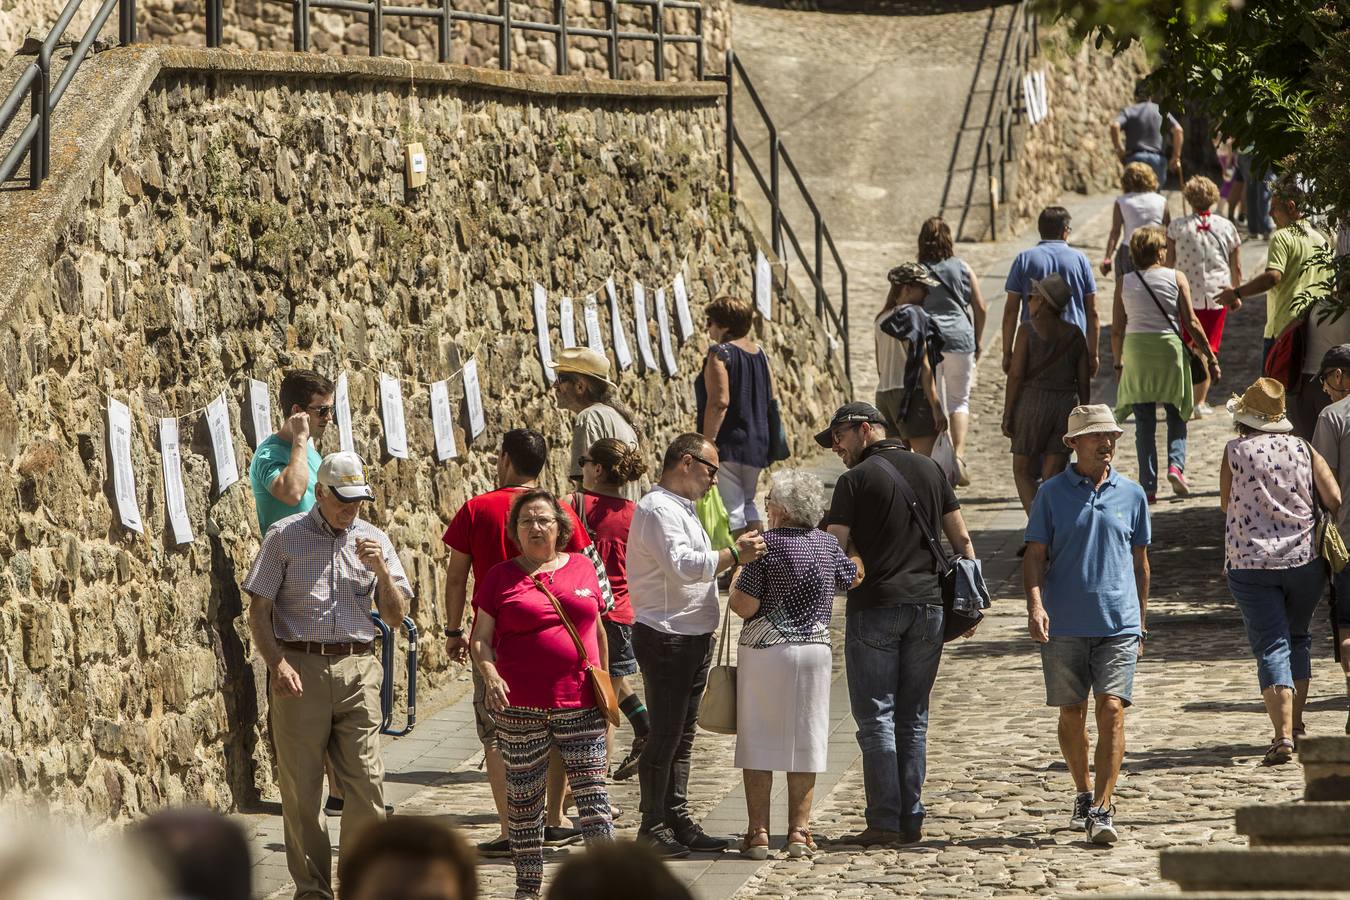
[
  {"xmin": 1024, "ymin": 404, "xmax": 1150, "ymax": 846},
  {"xmin": 251, "ymin": 370, "xmax": 335, "ymax": 532}
]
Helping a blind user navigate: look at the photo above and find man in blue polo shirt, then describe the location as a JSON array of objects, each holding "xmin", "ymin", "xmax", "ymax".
[
  {"xmin": 1002, "ymin": 206, "xmax": 1099, "ymax": 378},
  {"xmin": 1024, "ymin": 404, "xmax": 1149, "ymax": 846}
]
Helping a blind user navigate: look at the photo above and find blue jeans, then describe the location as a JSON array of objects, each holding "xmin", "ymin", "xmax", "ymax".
[
  {"xmin": 1133, "ymin": 403, "xmax": 1187, "ymax": 496},
  {"xmin": 1227, "ymin": 559, "xmax": 1326, "ymax": 691},
  {"xmin": 1125, "ymin": 150, "xmax": 1167, "ymax": 186},
  {"xmin": 845, "ymin": 604, "xmax": 944, "ymax": 833}
]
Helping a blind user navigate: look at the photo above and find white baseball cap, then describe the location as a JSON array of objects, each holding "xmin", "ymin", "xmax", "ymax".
[{"xmin": 317, "ymin": 451, "xmax": 375, "ymax": 502}]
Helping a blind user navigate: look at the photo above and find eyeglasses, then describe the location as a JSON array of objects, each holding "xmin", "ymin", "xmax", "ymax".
[
  {"xmin": 518, "ymin": 516, "xmax": 558, "ymax": 529},
  {"xmin": 688, "ymin": 453, "xmax": 719, "ymax": 477},
  {"xmin": 1319, "ymin": 369, "xmax": 1343, "ymax": 385},
  {"xmin": 579, "ymin": 457, "xmax": 594, "ymax": 466},
  {"xmin": 830, "ymin": 422, "xmax": 863, "ymax": 445},
  {"xmin": 305, "ymin": 404, "xmax": 335, "ymax": 419}
]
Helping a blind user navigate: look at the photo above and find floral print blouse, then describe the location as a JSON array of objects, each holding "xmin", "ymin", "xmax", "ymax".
[{"xmin": 1224, "ymin": 433, "xmax": 1315, "ymax": 570}]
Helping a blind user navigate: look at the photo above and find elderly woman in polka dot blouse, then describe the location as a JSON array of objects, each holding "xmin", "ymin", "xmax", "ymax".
[{"xmin": 729, "ymin": 469, "xmax": 863, "ymax": 859}]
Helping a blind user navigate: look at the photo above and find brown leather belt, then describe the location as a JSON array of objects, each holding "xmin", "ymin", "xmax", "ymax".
[{"xmin": 281, "ymin": 640, "xmax": 373, "ymax": 656}]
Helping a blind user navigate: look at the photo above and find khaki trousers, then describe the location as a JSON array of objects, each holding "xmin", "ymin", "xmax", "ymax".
[{"xmin": 271, "ymin": 649, "xmax": 386, "ymax": 900}]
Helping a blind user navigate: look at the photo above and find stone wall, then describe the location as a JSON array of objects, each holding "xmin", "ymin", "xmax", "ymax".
[
  {"xmin": 0, "ymin": 0, "xmax": 729, "ymax": 77},
  {"xmin": 0, "ymin": 47, "xmax": 846, "ymax": 823},
  {"xmin": 1009, "ymin": 22, "xmax": 1149, "ymax": 231}
]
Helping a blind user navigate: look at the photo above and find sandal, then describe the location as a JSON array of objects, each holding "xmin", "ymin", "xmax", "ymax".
[
  {"xmin": 1262, "ymin": 737, "xmax": 1295, "ymax": 767},
  {"xmin": 786, "ymin": 827, "xmax": 817, "ymax": 859},
  {"xmin": 738, "ymin": 828, "xmax": 769, "ymax": 860}
]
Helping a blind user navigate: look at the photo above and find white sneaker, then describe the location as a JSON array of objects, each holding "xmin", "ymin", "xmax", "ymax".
[
  {"xmin": 1086, "ymin": 805, "xmax": 1119, "ymax": 844},
  {"xmin": 1070, "ymin": 791, "xmax": 1092, "ymax": 829}
]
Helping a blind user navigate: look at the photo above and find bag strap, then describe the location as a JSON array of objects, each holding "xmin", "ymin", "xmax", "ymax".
[
  {"xmin": 519, "ymin": 561, "xmax": 594, "ymax": 670},
  {"xmin": 1133, "ymin": 269, "xmax": 1186, "ymax": 343},
  {"xmin": 871, "ymin": 453, "xmax": 953, "ymax": 576},
  {"xmin": 571, "ymin": 491, "xmax": 595, "ymax": 540},
  {"xmin": 716, "ymin": 592, "xmax": 733, "ymax": 667}
]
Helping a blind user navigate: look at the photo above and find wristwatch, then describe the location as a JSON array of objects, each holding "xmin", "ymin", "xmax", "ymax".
[{"xmin": 444, "ymin": 626, "xmax": 464, "ymax": 638}]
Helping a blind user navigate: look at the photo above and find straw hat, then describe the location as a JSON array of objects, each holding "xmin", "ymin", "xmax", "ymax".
[
  {"xmin": 1062, "ymin": 404, "xmax": 1123, "ymax": 446},
  {"xmin": 547, "ymin": 347, "xmax": 616, "ymax": 389},
  {"xmin": 1227, "ymin": 377, "xmax": 1294, "ymax": 433}
]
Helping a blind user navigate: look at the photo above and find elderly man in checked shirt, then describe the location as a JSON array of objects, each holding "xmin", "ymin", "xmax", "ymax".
[{"xmin": 243, "ymin": 451, "xmax": 413, "ymax": 900}]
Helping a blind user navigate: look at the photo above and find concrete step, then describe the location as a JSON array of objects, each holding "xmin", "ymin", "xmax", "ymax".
[
  {"xmin": 1301, "ymin": 737, "xmax": 1350, "ymax": 802},
  {"xmin": 1160, "ymin": 847, "xmax": 1350, "ymax": 892},
  {"xmin": 1101, "ymin": 894, "xmax": 1350, "ymax": 899},
  {"xmin": 1236, "ymin": 802, "xmax": 1350, "ymax": 846}
]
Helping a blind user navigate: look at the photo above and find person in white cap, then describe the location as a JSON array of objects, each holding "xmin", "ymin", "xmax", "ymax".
[
  {"xmin": 243, "ymin": 451, "xmax": 413, "ymax": 900},
  {"xmin": 550, "ymin": 347, "xmax": 642, "ymax": 502},
  {"xmin": 1024, "ymin": 405, "xmax": 1150, "ymax": 846}
]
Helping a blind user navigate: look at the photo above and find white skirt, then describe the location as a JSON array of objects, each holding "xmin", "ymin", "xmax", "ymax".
[{"xmin": 733, "ymin": 642, "xmax": 832, "ymax": 773}]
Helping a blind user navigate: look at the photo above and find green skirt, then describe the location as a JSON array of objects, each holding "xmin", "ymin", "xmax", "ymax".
[{"xmin": 1115, "ymin": 332, "xmax": 1194, "ymax": 422}]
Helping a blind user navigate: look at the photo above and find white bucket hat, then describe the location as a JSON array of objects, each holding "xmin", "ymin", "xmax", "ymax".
[{"xmin": 1062, "ymin": 404, "xmax": 1123, "ymax": 447}]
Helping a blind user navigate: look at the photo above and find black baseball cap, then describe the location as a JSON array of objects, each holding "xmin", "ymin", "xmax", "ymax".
[
  {"xmin": 815, "ymin": 401, "xmax": 886, "ymax": 448},
  {"xmin": 1320, "ymin": 344, "xmax": 1350, "ymax": 375}
]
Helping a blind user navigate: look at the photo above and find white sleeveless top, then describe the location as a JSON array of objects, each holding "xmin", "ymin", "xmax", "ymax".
[
  {"xmin": 1121, "ymin": 267, "xmax": 1180, "ymax": 335},
  {"xmin": 1116, "ymin": 192, "xmax": 1167, "ymax": 247}
]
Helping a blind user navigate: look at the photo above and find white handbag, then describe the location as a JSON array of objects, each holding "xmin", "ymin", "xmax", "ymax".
[{"xmin": 697, "ymin": 599, "xmax": 737, "ymax": 734}]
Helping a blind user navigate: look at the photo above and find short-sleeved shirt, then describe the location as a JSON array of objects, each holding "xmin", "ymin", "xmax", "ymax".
[
  {"xmin": 475, "ymin": 553, "xmax": 605, "ymax": 709},
  {"xmin": 1024, "ymin": 466, "xmax": 1149, "ymax": 638},
  {"xmin": 735, "ymin": 527, "xmax": 857, "ymax": 648},
  {"xmin": 242, "ymin": 507, "xmax": 414, "ymax": 643},
  {"xmin": 1167, "ymin": 212, "xmax": 1240, "ymax": 309},
  {"xmin": 1115, "ymin": 102, "xmax": 1180, "ymax": 155},
  {"xmin": 442, "ymin": 487, "xmax": 591, "ymax": 606},
  {"xmin": 1265, "ymin": 222, "xmax": 1331, "ymax": 339},
  {"xmin": 824, "ymin": 441, "xmax": 960, "ymax": 613},
  {"xmin": 1314, "ymin": 397, "xmax": 1350, "ymax": 540},
  {"xmin": 1005, "ymin": 241, "xmax": 1098, "ymax": 337},
  {"xmin": 568, "ymin": 403, "xmax": 642, "ymax": 503},
  {"xmin": 249, "ymin": 434, "xmax": 323, "ymax": 532},
  {"xmin": 574, "ymin": 490, "xmax": 636, "ymax": 625}
]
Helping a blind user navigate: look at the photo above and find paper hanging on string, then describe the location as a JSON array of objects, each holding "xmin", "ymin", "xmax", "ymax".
[
  {"xmin": 584, "ymin": 294, "xmax": 605, "ymax": 354},
  {"xmin": 108, "ymin": 397, "xmax": 143, "ymax": 533},
  {"xmin": 248, "ymin": 379, "xmax": 273, "ymax": 447},
  {"xmin": 160, "ymin": 418, "xmax": 193, "ymax": 544},
  {"xmin": 430, "ymin": 379, "xmax": 458, "ymax": 462},
  {"xmin": 335, "ymin": 372, "xmax": 355, "ymax": 453},
  {"xmin": 559, "ymin": 296, "xmax": 577, "ymax": 350},
  {"xmin": 206, "ymin": 391, "xmax": 240, "ymax": 494},
  {"xmin": 755, "ymin": 250, "xmax": 773, "ymax": 321},
  {"xmin": 607, "ymin": 277, "xmax": 633, "ymax": 371},
  {"xmin": 632, "ymin": 280, "xmax": 658, "ymax": 370},
  {"xmin": 655, "ymin": 287, "xmax": 678, "ymax": 376},
  {"xmin": 673, "ymin": 273, "xmax": 694, "ymax": 341},
  {"xmin": 463, "ymin": 359, "xmax": 487, "ymax": 439},
  {"xmin": 379, "ymin": 373, "xmax": 409, "ymax": 459},
  {"xmin": 533, "ymin": 282, "xmax": 556, "ymax": 382}
]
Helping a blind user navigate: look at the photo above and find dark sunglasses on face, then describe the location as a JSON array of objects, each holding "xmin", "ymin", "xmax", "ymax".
[
  {"xmin": 688, "ymin": 453, "xmax": 719, "ymax": 477},
  {"xmin": 579, "ymin": 457, "xmax": 594, "ymax": 466},
  {"xmin": 306, "ymin": 404, "xmax": 335, "ymax": 419}
]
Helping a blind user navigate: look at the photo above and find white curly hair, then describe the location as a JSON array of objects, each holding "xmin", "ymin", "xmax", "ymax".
[{"xmin": 766, "ymin": 468, "xmax": 827, "ymax": 528}]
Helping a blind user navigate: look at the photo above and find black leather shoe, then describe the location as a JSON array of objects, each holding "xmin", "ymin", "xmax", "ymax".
[
  {"xmin": 637, "ymin": 826, "xmax": 690, "ymax": 858},
  {"xmin": 674, "ymin": 826, "xmax": 729, "ymax": 852}
]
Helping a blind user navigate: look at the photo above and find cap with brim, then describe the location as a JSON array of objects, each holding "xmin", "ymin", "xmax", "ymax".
[
  {"xmin": 1061, "ymin": 403, "xmax": 1123, "ymax": 447},
  {"xmin": 547, "ymin": 347, "xmax": 617, "ymax": 390},
  {"xmin": 814, "ymin": 401, "xmax": 887, "ymax": 448},
  {"xmin": 887, "ymin": 262, "xmax": 940, "ymax": 288},
  {"xmin": 317, "ymin": 451, "xmax": 376, "ymax": 502}
]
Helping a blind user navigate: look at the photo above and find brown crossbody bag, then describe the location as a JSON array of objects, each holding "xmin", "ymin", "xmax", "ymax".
[{"xmin": 526, "ymin": 569, "xmax": 621, "ymax": 727}]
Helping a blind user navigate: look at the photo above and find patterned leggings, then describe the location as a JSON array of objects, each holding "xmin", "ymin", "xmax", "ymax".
[{"xmin": 493, "ymin": 705, "xmax": 614, "ymax": 896}]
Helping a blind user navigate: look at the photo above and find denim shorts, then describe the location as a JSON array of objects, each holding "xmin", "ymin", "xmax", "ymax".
[
  {"xmin": 604, "ymin": 620, "xmax": 639, "ymax": 678},
  {"xmin": 1040, "ymin": 634, "xmax": 1140, "ymax": 708}
]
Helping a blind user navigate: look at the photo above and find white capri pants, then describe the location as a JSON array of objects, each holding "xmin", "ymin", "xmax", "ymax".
[
  {"xmin": 716, "ymin": 460, "xmax": 762, "ymax": 531},
  {"xmin": 938, "ymin": 351, "xmax": 976, "ymax": 416}
]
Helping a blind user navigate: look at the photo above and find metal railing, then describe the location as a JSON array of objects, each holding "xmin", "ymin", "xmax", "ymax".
[
  {"xmin": 0, "ymin": 0, "xmax": 705, "ymax": 188},
  {"xmin": 719, "ymin": 49, "xmax": 850, "ymax": 384},
  {"xmin": 936, "ymin": 0, "xmax": 1037, "ymax": 241},
  {"xmin": 372, "ymin": 612, "xmax": 419, "ymax": 736}
]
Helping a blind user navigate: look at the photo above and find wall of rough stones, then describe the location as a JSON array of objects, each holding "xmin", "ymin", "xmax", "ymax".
[
  {"xmin": 0, "ymin": 0, "xmax": 729, "ymax": 77},
  {"xmin": 0, "ymin": 48, "xmax": 845, "ymax": 823}
]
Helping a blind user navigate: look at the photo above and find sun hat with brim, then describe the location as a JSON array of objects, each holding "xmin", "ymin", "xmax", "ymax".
[
  {"xmin": 317, "ymin": 451, "xmax": 376, "ymax": 502},
  {"xmin": 1031, "ymin": 273, "xmax": 1072, "ymax": 312},
  {"xmin": 1061, "ymin": 404, "xmax": 1123, "ymax": 447},
  {"xmin": 814, "ymin": 401, "xmax": 887, "ymax": 448},
  {"xmin": 1227, "ymin": 376, "xmax": 1294, "ymax": 434},
  {"xmin": 547, "ymin": 347, "xmax": 617, "ymax": 389}
]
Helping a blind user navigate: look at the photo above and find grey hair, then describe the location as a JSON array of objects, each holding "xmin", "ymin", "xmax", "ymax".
[{"xmin": 767, "ymin": 469, "xmax": 827, "ymax": 528}]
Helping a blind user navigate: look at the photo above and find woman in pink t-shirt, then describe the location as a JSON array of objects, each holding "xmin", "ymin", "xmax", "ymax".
[{"xmin": 472, "ymin": 489, "xmax": 614, "ymax": 898}]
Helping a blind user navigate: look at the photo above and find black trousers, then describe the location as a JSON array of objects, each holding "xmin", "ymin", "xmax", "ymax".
[{"xmin": 632, "ymin": 623, "xmax": 714, "ymax": 833}]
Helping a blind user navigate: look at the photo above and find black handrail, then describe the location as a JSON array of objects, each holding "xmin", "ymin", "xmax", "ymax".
[
  {"xmin": 1, "ymin": 0, "xmax": 705, "ymax": 188},
  {"xmin": 721, "ymin": 48, "xmax": 850, "ymax": 386}
]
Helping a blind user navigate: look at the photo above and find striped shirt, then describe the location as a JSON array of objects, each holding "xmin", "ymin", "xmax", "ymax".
[{"xmin": 243, "ymin": 507, "xmax": 414, "ymax": 643}]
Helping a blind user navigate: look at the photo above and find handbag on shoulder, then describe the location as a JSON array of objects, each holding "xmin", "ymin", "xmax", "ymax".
[
  {"xmin": 698, "ymin": 598, "xmax": 737, "ymax": 734},
  {"xmin": 528, "ymin": 573, "xmax": 621, "ymax": 727}
]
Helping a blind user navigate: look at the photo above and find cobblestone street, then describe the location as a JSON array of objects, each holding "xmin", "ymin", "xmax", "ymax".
[{"xmin": 242, "ymin": 194, "xmax": 1348, "ymax": 898}]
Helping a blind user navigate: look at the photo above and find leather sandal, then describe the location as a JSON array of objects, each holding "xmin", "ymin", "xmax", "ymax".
[
  {"xmin": 786, "ymin": 827, "xmax": 816, "ymax": 859},
  {"xmin": 738, "ymin": 828, "xmax": 769, "ymax": 860},
  {"xmin": 1262, "ymin": 736, "xmax": 1295, "ymax": 767}
]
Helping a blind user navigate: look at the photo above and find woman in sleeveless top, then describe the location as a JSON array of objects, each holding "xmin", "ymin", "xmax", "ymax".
[
  {"xmin": 1112, "ymin": 225, "xmax": 1219, "ymax": 502},
  {"xmin": 918, "ymin": 216, "xmax": 987, "ymax": 486},
  {"xmin": 1220, "ymin": 378, "xmax": 1340, "ymax": 765},
  {"xmin": 1003, "ymin": 273, "xmax": 1089, "ymax": 515},
  {"xmin": 1102, "ymin": 162, "xmax": 1170, "ymax": 280},
  {"xmin": 696, "ymin": 295, "xmax": 773, "ymax": 535}
]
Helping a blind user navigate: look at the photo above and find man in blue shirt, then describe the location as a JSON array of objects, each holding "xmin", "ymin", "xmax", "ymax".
[
  {"xmin": 1002, "ymin": 207, "xmax": 1099, "ymax": 378},
  {"xmin": 250, "ymin": 370, "xmax": 334, "ymax": 532},
  {"xmin": 1024, "ymin": 404, "xmax": 1150, "ymax": 846}
]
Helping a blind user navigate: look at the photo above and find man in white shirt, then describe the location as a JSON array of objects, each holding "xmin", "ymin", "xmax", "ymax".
[{"xmin": 628, "ymin": 433, "xmax": 766, "ymax": 857}]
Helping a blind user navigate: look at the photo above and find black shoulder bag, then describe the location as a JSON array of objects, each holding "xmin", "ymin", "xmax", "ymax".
[
  {"xmin": 1133, "ymin": 269, "xmax": 1207, "ymax": 385},
  {"xmin": 871, "ymin": 454, "xmax": 983, "ymax": 641}
]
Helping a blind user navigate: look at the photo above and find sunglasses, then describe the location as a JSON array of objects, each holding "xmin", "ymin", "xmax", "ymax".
[
  {"xmin": 579, "ymin": 456, "xmax": 595, "ymax": 466},
  {"xmin": 305, "ymin": 404, "xmax": 335, "ymax": 419},
  {"xmin": 688, "ymin": 453, "xmax": 719, "ymax": 477}
]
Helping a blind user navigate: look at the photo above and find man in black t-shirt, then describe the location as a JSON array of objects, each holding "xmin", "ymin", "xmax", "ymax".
[{"xmin": 817, "ymin": 402, "xmax": 977, "ymax": 846}]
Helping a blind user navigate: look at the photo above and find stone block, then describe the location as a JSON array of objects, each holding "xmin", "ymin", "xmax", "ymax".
[
  {"xmin": 1302, "ymin": 737, "xmax": 1350, "ymax": 802},
  {"xmin": 1160, "ymin": 847, "xmax": 1350, "ymax": 892},
  {"xmin": 1237, "ymin": 802, "xmax": 1350, "ymax": 846}
]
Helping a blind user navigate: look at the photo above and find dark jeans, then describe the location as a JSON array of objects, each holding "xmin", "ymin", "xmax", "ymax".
[
  {"xmin": 632, "ymin": 623, "xmax": 714, "ymax": 833},
  {"xmin": 845, "ymin": 604, "xmax": 944, "ymax": 833},
  {"xmin": 1133, "ymin": 402, "xmax": 1187, "ymax": 495}
]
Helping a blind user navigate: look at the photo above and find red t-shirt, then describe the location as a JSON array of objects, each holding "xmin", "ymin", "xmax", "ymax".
[
  {"xmin": 476, "ymin": 554, "xmax": 605, "ymax": 709},
  {"xmin": 574, "ymin": 491, "xmax": 636, "ymax": 625},
  {"xmin": 442, "ymin": 487, "xmax": 591, "ymax": 607}
]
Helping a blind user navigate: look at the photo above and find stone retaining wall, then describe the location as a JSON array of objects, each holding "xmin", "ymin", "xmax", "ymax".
[{"xmin": 0, "ymin": 47, "xmax": 845, "ymax": 823}]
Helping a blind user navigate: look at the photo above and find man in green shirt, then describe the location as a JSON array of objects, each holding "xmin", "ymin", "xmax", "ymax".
[{"xmin": 250, "ymin": 370, "xmax": 335, "ymax": 532}]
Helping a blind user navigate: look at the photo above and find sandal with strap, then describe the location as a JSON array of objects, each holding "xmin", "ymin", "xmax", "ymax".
[
  {"xmin": 1262, "ymin": 737, "xmax": 1295, "ymax": 767},
  {"xmin": 786, "ymin": 827, "xmax": 816, "ymax": 859},
  {"xmin": 738, "ymin": 829, "xmax": 770, "ymax": 860}
]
